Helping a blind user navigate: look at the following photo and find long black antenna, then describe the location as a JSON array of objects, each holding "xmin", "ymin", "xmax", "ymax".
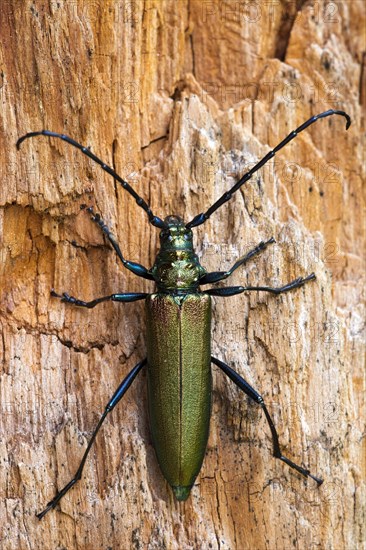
[
  {"xmin": 186, "ymin": 109, "xmax": 351, "ymax": 229},
  {"xmin": 16, "ymin": 130, "xmax": 165, "ymax": 229}
]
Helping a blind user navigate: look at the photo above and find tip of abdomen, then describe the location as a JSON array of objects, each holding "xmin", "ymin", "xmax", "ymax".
[{"xmin": 172, "ymin": 486, "xmax": 192, "ymax": 501}]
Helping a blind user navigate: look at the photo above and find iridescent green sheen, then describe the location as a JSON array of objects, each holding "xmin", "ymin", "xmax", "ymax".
[
  {"xmin": 146, "ymin": 293, "xmax": 211, "ymax": 499},
  {"xmin": 146, "ymin": 215, "xmax": 211, "ymax": 499},
  {"xmin": 150, "ymin": 216, "xmax": 206, "ymax": 291}
]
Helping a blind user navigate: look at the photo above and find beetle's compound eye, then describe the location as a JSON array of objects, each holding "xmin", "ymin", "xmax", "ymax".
[
  {"xmin": 184, "ymin": 233, "xmax": 192, "ymax": 241},
  {"xmin": 160, "ymin": 229, "xmax": 174, "ymax": 241}
]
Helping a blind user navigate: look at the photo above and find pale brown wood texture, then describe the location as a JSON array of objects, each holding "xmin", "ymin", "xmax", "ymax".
[{"xmin": 0, "ymin": 1, "xmax": 365, "ymax": 549}]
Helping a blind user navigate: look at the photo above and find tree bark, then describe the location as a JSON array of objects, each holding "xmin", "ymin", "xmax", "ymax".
[{"xmin": 0, "ymin": 1, "xmax": 364, "ymax": 549}]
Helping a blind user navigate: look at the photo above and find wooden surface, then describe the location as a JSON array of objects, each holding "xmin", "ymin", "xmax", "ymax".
[{"xmin": 0, "ymin": 1, "xmax": 365, "ymax": 548}]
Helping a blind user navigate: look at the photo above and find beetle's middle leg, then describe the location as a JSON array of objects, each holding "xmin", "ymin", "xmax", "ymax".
[
  {"xmin": 199, "ymin": 237, "xmax": 275, "ymax": 284},
  {"xmin": 51, "ymin": 290, "xmax": 149, "ymax": 308},
  {"xmin": 82, "ymin": 205, "xmax": 154, "ymax": 281},
  {"xmin": 211, "ymin": 356, "xmax": 323, "ymax": 485},
  {"xmin": 204, "ymin": 272, "xmax": 315, "ymax": 297},
  {"xmin": 36, "ymin": 358, "xmax": 147, "ymax": 520}
]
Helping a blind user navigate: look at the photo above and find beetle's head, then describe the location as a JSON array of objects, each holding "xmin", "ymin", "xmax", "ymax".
[{"xmin": 159, "ymin": 215, "xmax": 193, "ymax": 251}]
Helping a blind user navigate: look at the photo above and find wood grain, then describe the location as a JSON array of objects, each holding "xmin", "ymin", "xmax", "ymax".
[{"xmin": 0, "ymin": 1, "xmax": 364, "ymax": 548}]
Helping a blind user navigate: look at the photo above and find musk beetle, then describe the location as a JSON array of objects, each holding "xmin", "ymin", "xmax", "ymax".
[{"xmin": 17, "ymin": 108, "xmax": 351, "ymax": 518}]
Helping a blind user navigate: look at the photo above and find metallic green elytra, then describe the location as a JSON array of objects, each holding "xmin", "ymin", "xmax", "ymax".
[
  {"xmin": 16, "ymin": 109, "xmax": 350, "ymax": 517},
  {"xmin": 146, "ymin": 292, "xmax": 211, "ymax": 499}
]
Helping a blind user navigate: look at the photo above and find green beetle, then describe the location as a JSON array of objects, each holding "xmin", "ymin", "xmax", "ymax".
[
  {"xmin": 147, "ymin": 216, "xmax": 211, "ymax": 500},
  {"xmin": 16, "ymin": 109, "xmax": 350, "ymax": 517}
]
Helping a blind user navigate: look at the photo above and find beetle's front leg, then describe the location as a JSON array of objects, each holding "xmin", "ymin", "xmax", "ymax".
[
  {"xmin": 204, "ymin": 273, "xmax": 315, "ymax": 297},
  {"xmin": 81, "ymin": 205, "xmax": 154, "ymax": 281},
  {"xmin": 212, "ymin": 356, "xmax": 323, "ymax": 485},
  {"xmin": 51, "ymin": 289, "xmax": 149, "ymax": 308},
  {"xmin": 199, "ymin": 237, "xmax": 275, "ymax": 284}
]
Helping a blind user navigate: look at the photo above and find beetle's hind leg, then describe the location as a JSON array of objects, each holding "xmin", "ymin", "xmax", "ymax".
[
  {"xmin": 211, "ymin": 356, "xmax": 323, "ymax": 485},
  {"xmin": 81, "ymin": 205, "xmax": 154, "ymax": 280},
  {"xmin": 36, "ymin": 358, "xmax": 147, "ymax": 520}
]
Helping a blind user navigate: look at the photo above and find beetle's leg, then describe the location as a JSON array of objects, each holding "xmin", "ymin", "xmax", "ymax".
[
  {"xmin": 36, "ymin": 358, "xmax": 147, "ymax": 520},
  {"xmin": 211, "ymin": 356, "xmax": 323, "ymax": 485},
  {"xmin": 199, "ymin": 238, "xmax": 275, "ymax": 284},
  {"xmin": 51, "ymin": 290, "xmax": 149, "ymax": 308},
  {"xmin": 82, "ymin": 206, "xmax": 154, "ymax": 280},
  {"xmin": 186, "ymin": 109, "xmax": 351, "ymax": 229},
  {"xmin": 204, "ymin": 273, "xmax": 315, "ymax": 297}
]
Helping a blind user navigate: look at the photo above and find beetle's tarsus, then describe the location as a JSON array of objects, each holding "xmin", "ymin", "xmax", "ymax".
[
  {"xmin": 36, "ymin": 502, "xmax": 54, "ymax": 520},
  {"xmin": 51, "ymin": 290, "xmax": 79, "ymax": 305},
  {"xmin": 309, "ymin": 473, "xmax": 324, "ymax": 486},
  {"xmin": 278, "ymin": 454, "xmax": 323, "ymax": 486},
  {"xmin": 36, "ymin": 477, "xmax": 79, "ymax": 520}
]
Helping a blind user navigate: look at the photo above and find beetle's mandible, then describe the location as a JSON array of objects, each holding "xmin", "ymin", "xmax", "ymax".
[{"xmin": 17, "ymin": 108, "xmax": 351, "ymax": 518}]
